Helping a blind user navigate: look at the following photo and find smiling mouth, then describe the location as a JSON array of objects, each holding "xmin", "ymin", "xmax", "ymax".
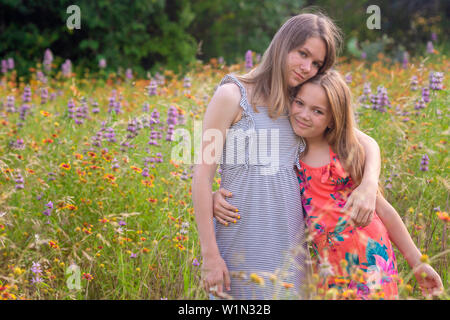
[{"xmin": 295, "ymin": 118, "xmax": 310, "ymax": 128}]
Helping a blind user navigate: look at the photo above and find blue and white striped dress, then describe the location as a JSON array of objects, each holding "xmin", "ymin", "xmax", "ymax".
[{"xmin": 213, "ymin": 74, "xmax": 307, "ymax": 299}]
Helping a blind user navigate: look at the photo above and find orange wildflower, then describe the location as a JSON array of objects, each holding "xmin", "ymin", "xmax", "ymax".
[
  {"xmin": 74, "ymin": 153, "xmax": 83, "ymax": 160},
  {"xmin": 65, "ymin": 204, "xmax": 77, "ymax": 211},
  {"xmin": 49, "ymin": 240, "xmax": 59, "ymax": 249},
  {"xmin": 147, "ymin": 198, "xmax": 158, "ymax": 204},
  {"xmin": 60, "ymin": 163, "xmax": 71, "ymax": 170},
  {"xmin": 131, "ymin": 166, "xmax": 142, "ymax": 173},
  {"xmin": 141, "ymin": 179, "xmax": 154, "ymax": 188},
  {"xmin": 82, "ymin": 273, "xmax": 94, "ymax": 281},
  {"xmin": 437, "ymin": 211, "xmax": 450, "ymax": 222},
  {"xmin": 103, "ymin": 174, "xmax": 116, "ymax": 182}
]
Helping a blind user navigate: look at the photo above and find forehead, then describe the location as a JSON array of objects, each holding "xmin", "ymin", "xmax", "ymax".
[
  {"xmin": 296, "ymin": 82, "xmax": 329, "ymax": 106},
  {"xmin": 297, "ymin": 37, "xmax": 326, "ymax": 62}
]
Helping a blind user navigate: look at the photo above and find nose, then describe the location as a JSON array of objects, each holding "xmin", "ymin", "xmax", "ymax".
[
  {"xmin": 295, "ymin": 105, "xmax": 311, "ymax": 120},
  {"xmin": 300, "ymin": 60, "xmax": 311, "ymax": 74}
]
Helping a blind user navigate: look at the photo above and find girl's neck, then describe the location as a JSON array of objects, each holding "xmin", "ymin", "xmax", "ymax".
[{"xmin": 304, "ymin": 135, "xmax": 329, "ymax": 150}]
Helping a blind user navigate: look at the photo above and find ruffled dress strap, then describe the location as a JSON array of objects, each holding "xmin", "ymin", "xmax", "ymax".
[
  {"xmin": 322, "ymin": 146, "xmax": 349, "ymax": 183},
  {"xmin": 218, "ymin": 74, "xmax": 255, "ymax": 130}
]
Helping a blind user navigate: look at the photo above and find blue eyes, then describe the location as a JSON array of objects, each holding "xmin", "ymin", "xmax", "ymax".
[
  {"xmin": 299, "ymin": 51, "xmax": 321, "ymax": 69},
  {"xmin": 294, "ymin": 100, "xmax": 323, "ymax": 115}
]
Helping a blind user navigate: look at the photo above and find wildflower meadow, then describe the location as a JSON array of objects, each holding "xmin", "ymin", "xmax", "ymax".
[{"xmin": 0, "ymin": 47, "xmax": 448, "ymax": 300}]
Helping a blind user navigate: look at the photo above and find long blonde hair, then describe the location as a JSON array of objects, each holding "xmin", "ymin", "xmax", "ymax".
[
  {"xmin": 237, "ymin": 11, "xmax": 343, "ymax": 119},
  {"xmin": 308, "ymin": 70, "xmax": 366, "ymax": 186}
]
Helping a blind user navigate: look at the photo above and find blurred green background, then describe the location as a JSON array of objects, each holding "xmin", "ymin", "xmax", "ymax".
[{"xmin": 0, "ymin": 0, "xmax": 448, "ymax": 76}]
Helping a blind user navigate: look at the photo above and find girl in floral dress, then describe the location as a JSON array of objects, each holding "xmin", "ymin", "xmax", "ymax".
[{"xmin": 290, "ymin": 70, "xmax": 443, "ymax": 299}]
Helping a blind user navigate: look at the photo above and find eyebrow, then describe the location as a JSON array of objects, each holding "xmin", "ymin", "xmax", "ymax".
[
  {"xmin": 303, "ymin": 47, "xmax": 324, "ymax": 65},
  {"xmin": 295, "ymin": 97, "xmax": 326, "ymax": 111}
]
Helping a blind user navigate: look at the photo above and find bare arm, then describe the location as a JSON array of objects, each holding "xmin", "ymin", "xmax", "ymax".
[
  {"xmin": 355, "ymin": 129, "xmax": 381, "ymax": 190},
  {"xmin": 192, "ymin": 83, "xmax": 241, "ymax": 294},
  {"xmin": 375, "ymin": 194, "xmax": 421, "ymax": 267},
  {"xmin": 343, "ymin": 129, "xmax": 381, "ymax": 227},
  {"xmin": 375, "ymin": 194, "xmax": 443, "ymax": 296}
]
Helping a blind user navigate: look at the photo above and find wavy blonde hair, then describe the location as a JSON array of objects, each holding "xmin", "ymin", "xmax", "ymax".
[
  {"xmin": 307, "ymin": 70, "xmax": 366, "ymax": 186},
  {"xmin": 237, "ymin": 11, "xmax": 343, "ymax": 119}
]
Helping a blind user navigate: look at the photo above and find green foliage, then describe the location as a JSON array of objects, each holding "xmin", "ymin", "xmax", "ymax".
[
  {"xmin": 0, "ymin": 0, "xmax": 448, "ymax": 76},
  {"xmin": 0, "ymin": 0, "xmax": 198, "ymax": 76}
]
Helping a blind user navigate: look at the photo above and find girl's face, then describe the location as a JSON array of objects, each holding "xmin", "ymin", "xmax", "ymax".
[
  {"xmin": 289, "ymin": 82, "xmax": 333, "ymax": 140},
  {"xmin": 286, "ymin": 37, "xmax": 326, "ymax": 88}
]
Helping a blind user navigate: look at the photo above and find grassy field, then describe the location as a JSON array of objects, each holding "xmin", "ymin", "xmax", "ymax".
[{"xmin": 0, "ymin": 52, "xmax": 448, "ymax": 300}]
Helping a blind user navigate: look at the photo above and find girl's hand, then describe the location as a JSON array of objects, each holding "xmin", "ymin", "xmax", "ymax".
[
  {"xmin": 413, "ymin": 263, "xmax": 444, "ymax": 297},
  {"xmin": 212, "ymin": 188, "xmax": 240, "ymax": 226},
  {"xmin": 342, "ymin": 182, "xmax": 376, "ymax": 228},
  {"xmin": 201, "ymin": 254, "xmax": 231, "ymax": 297}
]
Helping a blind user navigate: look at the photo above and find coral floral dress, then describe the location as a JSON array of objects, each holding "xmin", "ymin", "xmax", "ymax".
[{"xmin": 295, "ymin": 146, "xmax": 399, "ymax": 300}]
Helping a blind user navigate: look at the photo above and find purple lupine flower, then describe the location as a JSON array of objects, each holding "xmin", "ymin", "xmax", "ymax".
[
  {"xmin": 150, "ymin": 109, "xmax": 160, "ymax": 124},
  {"xmin": 402, "ymin": 52, "xmax": 409, "ymax": 69},
  {"xmin": 6, "ymin": 95, "xmax": 15, "ymax": 113},
  {"xmin": 36, "ymin": 71, "xmax": 47, "ymax": 83},
  {"xmin": 125, "ymin": 68, "xmax": 133, "ymax": 80},
  {"xmin": 410, "ymin": 76, "xmax": 418, "ymax": 91},
  {"xmin": 105, "ymin": 127, "xmax": 117, "ymax": 143},
  {"xmin": 142, "ymin": 103, "xmax": 150, "ymax": 113},
  {"xmin": 32, "ymin": 276, "xmax": 43, "ymax": 284},
  {"xmin": 118, "ymin": 220, "xmax": 126, "ymax": 226},
  {"xmin": 14, "ymin": 138, "xmax": 25, "ymax": 150},
  {"xmin": 31, "ymin": 262, "xmax": 42, "ymax": 274},
  {"xmin": 245, "ymin": 50, "xmax": 253, "ymax": 70},
  {"xmin": 345, "ymin": 73, "xmax": 352, "ymax": 84},
  {"xmin": 46, "ymin": 201, "xmax": 53, "ymax": 209},
  {"xmin": 414, "ymin": 98, "xmax": 426, "ymax": 110},
  {"xmin": 7, "ymin": 58, "xmax": 14, "ymax": 70},
  {"xmin": 67, "ymin": 99, "xmax": 76, "ymax": 118},
  {"xmin": 372, "ymin": 86, "xmax": 390, "ymax": 112},
  {"xmin": 147, "ymin": 79, "xmax": 157, "ymax": 96},
  {"xmin": 361, "ymin": 52, "xmax": 367, "ymax": 59},
  {"xmin": 192, "ymin": 258, "xmax": 200, "ymax": 267},
  {"xmin": 113, "ymin": 100, "xmax": 122, "ymax": 114},
  {"xmin": 91, "ymin": 101, "xmax": 100, "ymax": 114},
  {"xmin": 426, "ymin": 41, "xmax": 434, "ymax": 54},
  {"xmin": 183, "ymin": 76, "xmax": 191, "ymax": 93},
  {"xmin": 23, "ymin": 85, "xmax": 32, "ymax": 103},
  {"xmin": 431, "ymin": 32, "xmax": 437, "ymax": 42},
  {"xmin": 130, "ymin": 253, "xmax": 137, "ymax": 258},
  {"xmin": 218, "ymin": 56, "xmax": 224, "ymax": 65},
  {"xmin": 422, "ymin": 87, "xmax": 430, "ymax": 103},
  {"xmin": 154, "ymin": 72, "xmax": 165, "ymax": 86},
  {"xmin": 14, "ymin": 172, "xmax": 24, "ymax": 189},
  {"xmin": 40, "ymin": 87, "xmax": 48, "ymax": 105},
  {"xmin": 420, "ymin": 154, "xmax": 429, "ymax": 171},
  {"xmin": 167, "ymin": 105, "xmax": 178, "ymax": 125},
  {"xmin": 1, "ymin": 59, "xmax": 7, "ymax": 73},
  {"xmin": 429, "ymin": 72, "xmax": 444, "ymax": 90},
  {"xmin": 99, "ymin": 58, "xmax": 107, "ymax": 69},
  {"xmin": 141, "ymin": 167, "xmax": 149, "ymax": 177},
  {"xmin": 255, "ymin": 53, "xmax": 261, "ymax": 64},
  {"xmin": 61, "ymin": 59, "xmax": 72, "ymax": 77},
  {"xmin": 43, "ymin": 49, "xmax": 53, "ymax": 72}
]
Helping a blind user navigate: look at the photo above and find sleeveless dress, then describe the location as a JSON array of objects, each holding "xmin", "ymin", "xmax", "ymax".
[
  {"xmin": 295, "ymin": 146, "xmax": 399, "ymax": 300},
  {"xmin": 213, "ymin": 74, "xmax": 307, "ymax": 299}
]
